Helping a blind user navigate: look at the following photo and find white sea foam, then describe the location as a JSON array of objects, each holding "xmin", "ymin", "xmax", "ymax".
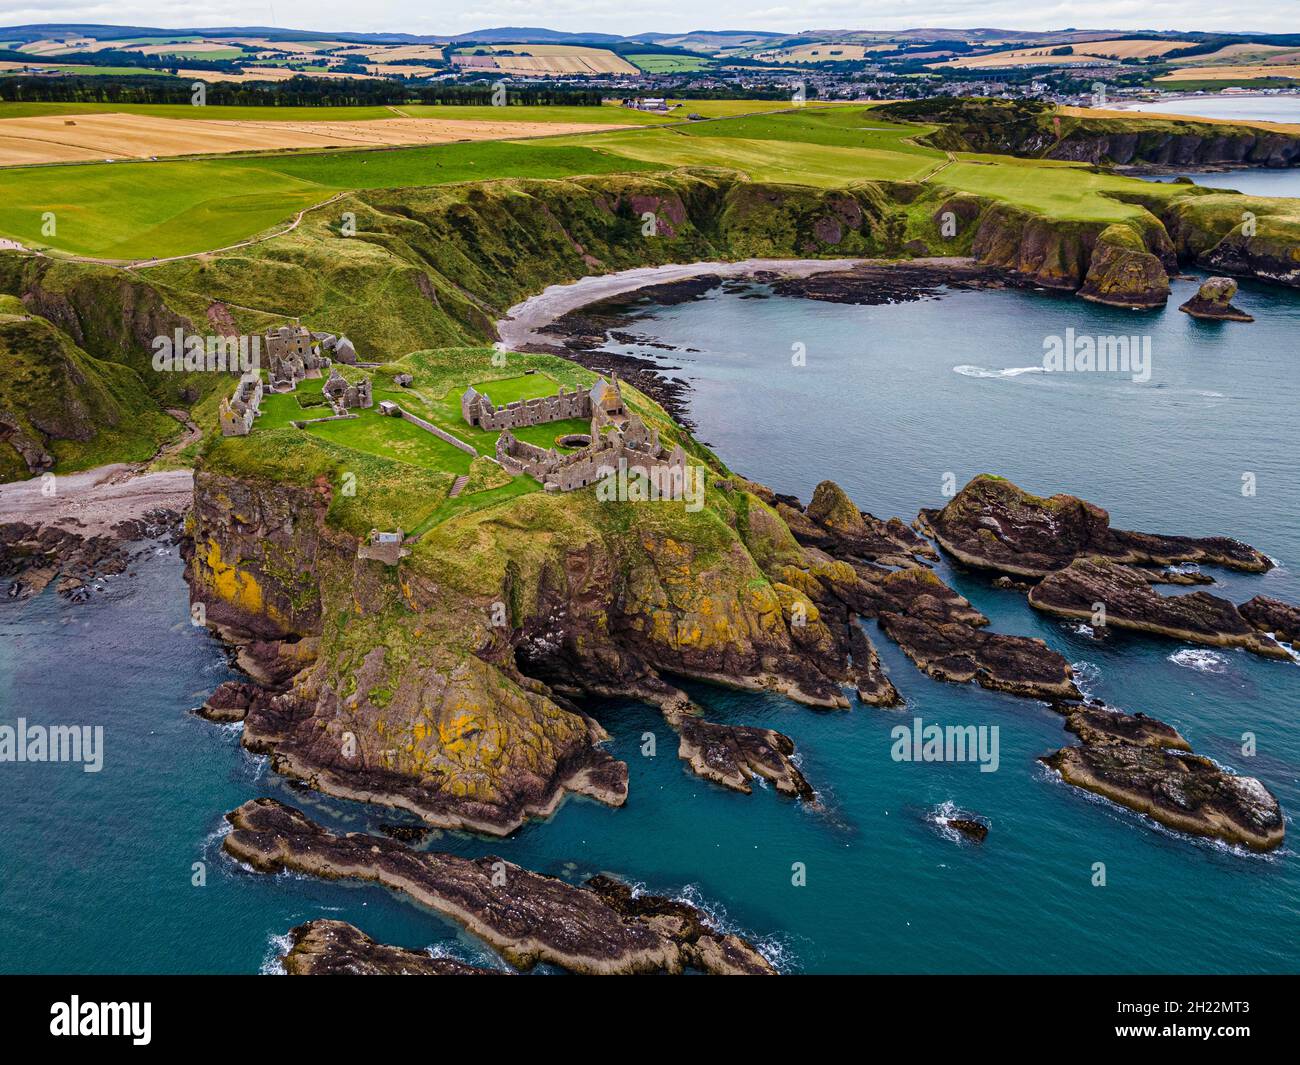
[
  {"xmin": 930, "ymin": 800, "xmax": 962, "ymax": 842},
  {"xmin": 1070, "ymin": 661, "xmax": 1101, "ymax": 700},
  {"xmin": 1168, "ymin": 648, "xmax": 1230, "ymax": 674},
  {"xmin": 259, "ymin": 931, "xmax": 292, "ymax": 976},
  {"xmin": 953, "ymin": 364, "xmax": 1046, "ymax": 379}
]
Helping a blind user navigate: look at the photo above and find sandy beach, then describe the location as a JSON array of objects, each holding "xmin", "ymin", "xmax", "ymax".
[
  {"xmin": 496, "ymin": 258, "xmax": 866, "ymax": 350},
  {"xmin": 0, "ymin": 465, "xmax": 193, "ymax": 535}
]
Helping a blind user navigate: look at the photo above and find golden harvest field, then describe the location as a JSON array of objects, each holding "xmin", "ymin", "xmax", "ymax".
[{"xmin": 0, "ymin": 112, "xmax": 630, "ymax": 166}]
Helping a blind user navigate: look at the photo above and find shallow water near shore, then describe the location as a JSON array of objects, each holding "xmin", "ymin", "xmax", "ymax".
[{"xmin": 2, "ymin": 274, "xmax": 1299, "ymax": 974}]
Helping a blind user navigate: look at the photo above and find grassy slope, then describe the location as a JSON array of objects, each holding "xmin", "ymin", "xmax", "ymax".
[{"xmin": 0, "ymin": 309, "xmax": 176, "ymax": 477}]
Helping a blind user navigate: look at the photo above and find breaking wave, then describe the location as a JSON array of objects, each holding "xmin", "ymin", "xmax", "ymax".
[
  {"xmin": 953, "ymin": 364, "xmax": 1046, "ymax": 379},
  {"xmin": 259, "ymin": 931, "xmax": 292, "ymax": 975},
  {"xmin": 1168, "ymin": 648, "xmax": 1230, "ymax": 674}
]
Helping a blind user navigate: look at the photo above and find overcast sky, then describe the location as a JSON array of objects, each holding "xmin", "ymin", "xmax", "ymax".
[{"xmin": 1, "ymin": 0, "xmax": 1293, "ymax": 38}]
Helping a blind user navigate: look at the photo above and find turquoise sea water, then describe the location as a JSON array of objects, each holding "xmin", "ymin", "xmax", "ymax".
[{"xmin": 1, "ymin": 274, "xmax": 1298, "ymax": 974}]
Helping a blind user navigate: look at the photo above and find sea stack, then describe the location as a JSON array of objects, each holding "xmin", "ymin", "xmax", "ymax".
[{"xmin": 1178, "ymin": 276, "xmax": 1254, "ymax": 322}]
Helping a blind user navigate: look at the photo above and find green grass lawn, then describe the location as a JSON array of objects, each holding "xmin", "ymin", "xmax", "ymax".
[
  {"xmin": 627, "ymin": 55, "xmax": 712, "ymax": 73},
  {"xmin": 0, "ymin": 142, "xmax": 660, "ymax": 258},
  {"xmin": 0, "ymin": 100, "xmax": 859, "ymax": 259},
  {"xmin": 936, "ymin": 160, "xmax": 1145, "ymax": 222},
  {"xmin": 467, "ymin": 372, "xmax": 561, "ymax": 404},
  {"xmin": 589, "ymin": 128, "xmax": 938, "ymax": 185},
  {"xmin": 305, "ymin": 406, "xmax": 477, "ymax": 474},
  {"xmin": 511, "ymin": 417, "xmax": 592, "ymax": 451}
]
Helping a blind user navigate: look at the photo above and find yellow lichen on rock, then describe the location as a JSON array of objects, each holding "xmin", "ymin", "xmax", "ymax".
[{"xmin": 202, "ymin": 538, "xmax": 266, "ymax": 615}]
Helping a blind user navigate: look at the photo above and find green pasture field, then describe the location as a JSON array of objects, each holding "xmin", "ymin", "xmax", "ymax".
[
  {"xmin": 0, "ymin": 141, "xmax": 661, "ymax": 258},
  {"xmin": 627, "ymin": 55, "xmax": 712, "ymax": 73}
]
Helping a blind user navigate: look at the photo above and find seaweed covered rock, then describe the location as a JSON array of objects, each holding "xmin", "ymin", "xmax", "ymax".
[
  {"xmin": 1028, "ymin": 557, "xmax": 1290, "ymax": 660},
  {"xmin": 1239, "ymin": 595, "xmax": 1300, "ymax": 646},
  {"xmin": 1059, "ymin": 702, "xmax": 1190, "ymax": 751},
  {"xmin": 224, "ymin": 799, "xmax": 776, "ymax": 974},
  {"xmin": 922, "ymin": 475, "xmax": 1273, "ymax": 577},
  {"xmin": 1179, "ymin": 276, "xmax": 1253, "ymax": 322},
  {"xmin": 282, "ymin": 920, "xmax": 501, "ymax": 975},
  {"xmin": 670, "ymin": 709, "xmax": 814, "ymax": 801},
  {"xmin": 1042, "ymin": 744, "xmax": 1284, "ymax": 852}
]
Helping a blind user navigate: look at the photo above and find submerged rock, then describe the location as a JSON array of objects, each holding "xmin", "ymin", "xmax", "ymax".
[
  {"xmin": 922, "ymin": 475, "xmax": 1273, "ymax": 577},
  {"xmin": 224, "ymin": 799, "xmax": 776, "ymax": 975},
  {"xmin": 1179, "ymin": 276, "xmax": 1254, "ymax": 322},
  {"xmin": 1041, "ymin": 743, "xmax": 1284, "ymax": 852},
  {"xmin": 946, "ymin": 817, "xmax": 989, "ymax": 843},
  {"xmin": 282, "ymin": 919, "xmax": 501, "ymax": 975},
  {"xmin": 1028, "ymin": 557, "xmax": 1291, "ymax": 660}
]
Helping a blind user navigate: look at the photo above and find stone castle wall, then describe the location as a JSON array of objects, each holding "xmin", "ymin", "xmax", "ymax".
[{"xmin": 464, "ymin": 384, "xmax": 592, "ymax": 432}]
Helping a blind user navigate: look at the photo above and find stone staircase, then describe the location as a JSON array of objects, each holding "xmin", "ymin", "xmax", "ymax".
[{"xmin": 448, "ymin": 474, "xmax": 470, "ymax": 498}]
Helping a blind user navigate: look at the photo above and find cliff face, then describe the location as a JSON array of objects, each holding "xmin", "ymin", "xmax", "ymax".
[
  {"xmin": 6, "ymin": 164, "xmax": 1300, "ymax": 481},
  {"xmin": 185, "ymin": 457, "xmax": 862, "ymax": 833},
  {"xmin": 969, "ymin": 205, "xmax": 1173, "ymax": 305},
  {"xmin": 878, "ymin": 98, "xmax": 1300, "ymax": 169},
  {"xmin": 1046, "ymin": 129, "xmax": 1300, "ymax": 169},
  {"xmin": 0, "ymin": 310, "xmax": 176, "ymax": 479}
]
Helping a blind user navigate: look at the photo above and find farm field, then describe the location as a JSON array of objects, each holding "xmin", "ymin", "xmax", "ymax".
[
  {"xmin": 451, "ymin": 44, "xmax": 638, "ymax": 77},
  {"xmin": 626, "ymin": 54, "xmax": 711, "ymax": 73},
  {"xmin": 0, "ymin": 60, "xmax": 165, "ymax": 76},
  {"xmin": 1157, "ymin": 64, "xmax": 1300, "ymax": 81},
  {"xmin": 0, "ymin": 101, "xmax": 678, "ymax": 124},
  {"xmin": 1167, "ymin": 43, "xmax": 1300, "ymax": 66},
  {"xmin": 755, "ymin": 43, "xmax": 897, "ymax": 62},
  {"xmin": 0, "ymin": 111, "xmax": 636, "ymax": 167},
  {"xmin": 0, "ymin": 97, "xmax": 1243, "ymax": 261}
]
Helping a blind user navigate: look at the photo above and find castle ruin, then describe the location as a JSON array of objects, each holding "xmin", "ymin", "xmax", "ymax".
[
  {"xmin": 218, "ymin": 373, "xmax": 264, "ymax": 437},
  {"xmin": 323, "ymin": 366, "xmax": 373, "ymax": 413},
  {"xmin": 266, "ymin": 324, "xmax": 330, "ymax": 391},
  {"xmin": 463, "ymin": 375, "xmax": 690, "ymax": 495},
  {"xmin": 221, "ymin": 324, "xmax": 372, "ymax": 436}
]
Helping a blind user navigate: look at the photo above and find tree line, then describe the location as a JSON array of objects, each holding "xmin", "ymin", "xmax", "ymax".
[{"xmin": 0, "ymin": 76, "xmax": 608, "ymax": 107}]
